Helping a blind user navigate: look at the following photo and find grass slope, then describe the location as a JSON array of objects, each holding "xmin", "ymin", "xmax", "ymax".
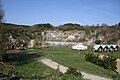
[
  {"xmin": 21, "ymin": 46, "xmax": 120, "ymax": 78},
  {"xmin": 15, "ymin": 61, "xmax": 84, "ymax": 80},
  {"xmin": 41, "ymin": 46, "xmax": 118, "ymax": 78}
]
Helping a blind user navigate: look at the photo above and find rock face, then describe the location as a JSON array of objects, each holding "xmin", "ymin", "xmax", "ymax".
[
  {"xmin": 116, "ymin": 59, "xmax": 120, "ymax": 74},
  {"xmin": 44, "ymin": 30, "xmax": 85, "ymax": 42},
  {"xmin": 117, "ymin": 39, "xmax": 120, "ymax": 46},
  {"xmin": 28, "ymin": 39, "xmax": 35, "ymax": 48}
]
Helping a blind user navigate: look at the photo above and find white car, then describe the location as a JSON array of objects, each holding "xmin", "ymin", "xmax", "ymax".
[{"xmin": 72, "ymin": 43, "xmax": 87, "ymax": 50}]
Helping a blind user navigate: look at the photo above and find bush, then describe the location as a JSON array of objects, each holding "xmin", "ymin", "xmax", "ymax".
[
  {"xmin": 85, "ymin": 53, "xmax": 98, "ymax": 63},
  {"xmin": 95, "ymin": 40, "xmax": 101, "ymax": 44},
  {"xmin": 112, "ymin": 74, "xmax": 120, "ymax": 80},
  {"xmin": 102, "ymin": 56, "xmax": 117, "ymax": 71},
  {"xmin": 65, "ymin": 67, "xmax": 83, "ymax": 77},
  {"xmin": 85, "ymin": 53, "xmax": 117, "ymax": 71},
  {"xmin": 44, "ymin": 72, "xmax": 84, "ymax": 80},
  {"xmin": 59, "ymin": 73, "xmax": 84, "ymax": 80}
]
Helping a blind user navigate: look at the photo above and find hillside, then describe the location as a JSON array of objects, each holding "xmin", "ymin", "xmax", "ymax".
[{"xmin": 1, "ymin": 23, "xmax": 120, "ymax": 45}]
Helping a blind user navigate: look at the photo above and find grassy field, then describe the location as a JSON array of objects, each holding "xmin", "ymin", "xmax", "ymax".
[
  {"xmin": 14, "ymin": 60, "xmax": 84, "ymax": 80},
  {"xmin": 5, "ymin": 49, "xmax": 84, "ymax": 80},
  {"xmin": 15, "ymin": 61, "xmax": 55, "ymax": 77},
  {"xmin": 41, "ymin": 47, "xmax": 117, "ymax": 78},
  {"xmin": 16, "ymin": 46, "xmax": 120, "ymax": 78}
]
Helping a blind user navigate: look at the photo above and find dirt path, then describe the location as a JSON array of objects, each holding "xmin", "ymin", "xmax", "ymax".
[{"xmin": 39, "ymin": 58, "xmax": 111, "ymax": 80}]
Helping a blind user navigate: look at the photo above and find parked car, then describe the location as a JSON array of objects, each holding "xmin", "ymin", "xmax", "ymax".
[{"xmin": 72, "ymin": 43, "xmax": 87, "ymax": 50}]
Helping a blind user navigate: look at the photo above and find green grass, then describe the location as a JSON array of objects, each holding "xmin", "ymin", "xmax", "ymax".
[
  {"xmin": 18, "ymin": 46, "xmax": 120, "ymax": 78},
  {"xmin": 15, "ymin": 61, "xmax": 53, "ymax": 76},
  {"xmin": 14, "ymin": 61, "xmax": 84, "ymax": 80},
  {"xmin": 6, "ymin": 48, "xmax": 84, "ymax": 80},
  {"xmin": 40, "ymin": 46, "xmax": 118, "ymax": 78},
  {"xmin": 95, "ymin": 50, "xmax": 120, "ymax": 59}
]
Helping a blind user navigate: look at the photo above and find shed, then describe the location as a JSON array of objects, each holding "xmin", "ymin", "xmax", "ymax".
[
  {"xmin": 93, "ymin": 44, "xmax": 119, "ymax": 52},
  {"xmin": 93, "ymin": 45, "xmax": 102, "ymax": 52}
]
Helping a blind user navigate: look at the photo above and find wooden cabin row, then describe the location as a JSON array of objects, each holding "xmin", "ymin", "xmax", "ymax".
[
  {"xmin": 5, "ymin": 43, "xmax": 20, "ymax": 50},
  {"xmin": 93, "ymin": 44, "xmax": 119, "ymax": 52},
  {"xmin": 5, "ymin": 42, "xmax": 26, "ymax": 50}
]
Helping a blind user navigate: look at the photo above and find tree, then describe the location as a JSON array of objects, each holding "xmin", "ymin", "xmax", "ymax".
[
  {"xmin": 95, "ymin": 39, "xmax": 101, "ymax": 44},
  {"xmin": 118, "ymin": 22, "xmax": 120, "ymax": 26},
  {"xmin": 0, "ymin": 0, "xmax": 4, "ymax": 22},
  {"xmin": 101, "ymin": 23, "xmax": 108, "ymax": 27},
  {"xmin": 0, "ymin": 0, "xmax": 5, "ymax": 61}
]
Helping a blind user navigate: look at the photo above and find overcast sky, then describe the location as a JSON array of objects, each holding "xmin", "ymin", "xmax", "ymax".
[{"xmin": 3, "ymin": 0, "xmax": 120, "ymax": 26}]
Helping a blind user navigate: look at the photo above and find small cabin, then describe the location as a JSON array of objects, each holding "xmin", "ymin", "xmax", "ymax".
[
  {"xmin": 5, "ymin": 42, "xmax": 20, "ymax": 50},
  {"xmin": 93, "ymin": 44, "xmax": 119, "ymax": 52}
]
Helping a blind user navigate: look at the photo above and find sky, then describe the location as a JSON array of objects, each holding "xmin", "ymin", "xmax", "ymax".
[{"xmin": 2, "ymin": 0, "xmax": 120, "ymax": 26}]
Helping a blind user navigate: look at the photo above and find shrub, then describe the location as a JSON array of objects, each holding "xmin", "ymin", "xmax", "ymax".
[
  {"xmin": 102, "ymin": 56, "xmax": 117, "ymax": 71},
  {"xmin": 85, "ymin": 53, "xmax": 117, "ymax": 71},
  {"xmin": 112, "ymin": 74, "xmax": 120, "ymax": 80},
  {"xmin": 59, "ymin": 73, "xmax": 84, "ymax": 80},
  {"xmin": 85, "ymin": 53, "xmax": 99, "ymax": 63},
  {"xmin": 95, "ymin": 40, "xmax": 101, "ymax": 44},
  {"xmin": 65, "ymin": 67, "xmax": 83, "ymax": 77}
]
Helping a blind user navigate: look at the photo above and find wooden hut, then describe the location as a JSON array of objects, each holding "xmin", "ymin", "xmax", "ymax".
[
  {"xmin": 5, "ymin": 42, "xmax": 20, "ymax": 50},
  {"xmin": 93, "ymin": 44, "xmax": 119, "ymax": 52}
]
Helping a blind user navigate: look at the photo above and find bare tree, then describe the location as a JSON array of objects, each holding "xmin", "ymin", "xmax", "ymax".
[
  {"xmin": 0, "ymin": 0, "xmax": 5, "ymax": 61},
  {"xmin": 0, "ymin": 0, "xmax": 4, "ymax": 22}
]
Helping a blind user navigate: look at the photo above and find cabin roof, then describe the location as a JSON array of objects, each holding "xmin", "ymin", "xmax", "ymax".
[{"xmin": 93, "ymin": 44, "xmax": 118, "ymax": 50}]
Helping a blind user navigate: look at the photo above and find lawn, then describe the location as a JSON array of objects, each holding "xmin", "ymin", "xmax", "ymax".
[
  {"xmin": 95, "ymin": 50, "xmax": 120, "ymax": 59},
  {"xmin": 40, "ymin": 46, "xmax": 118, "ymax": 78},
  {"xmin": 18, "ymin": 46, "xmax": 120, "ymax": 78},
  {"xmin": 14, "ymin": 60, "xmax": 84, "ymax": 80},
  {"xmin": 5, "ymin": 50, "xmax": 84, "ymax": 80},
  {"xmin": 85, "ymin": 46, "xmax": 120, "ymax": 59}
]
